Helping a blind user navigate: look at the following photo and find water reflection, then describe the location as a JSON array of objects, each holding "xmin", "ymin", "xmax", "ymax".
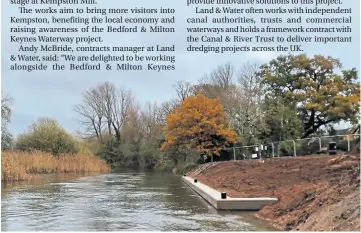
[{"xmin": 1, "ymin": 171, "xmax": 276, "ymax": 231}]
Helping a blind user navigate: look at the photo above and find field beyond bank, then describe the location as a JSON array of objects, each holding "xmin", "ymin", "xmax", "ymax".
[
  {"xmin": 1, "ymin": 151, "xmax": 111, "ymax": 181},
  {"xmin": 187, "ymin": 152, "xmax": 360, "ymax": 231}
]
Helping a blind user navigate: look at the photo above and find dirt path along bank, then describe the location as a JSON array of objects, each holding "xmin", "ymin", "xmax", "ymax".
[{"xmin": 187, "ymin": 153, "xmax": 360, "ymax": 231}]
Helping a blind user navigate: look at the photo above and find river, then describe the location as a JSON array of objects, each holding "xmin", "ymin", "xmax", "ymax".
[{"xmin": 1, "ymin": 171, "xmax": 276, "ymax": 231}]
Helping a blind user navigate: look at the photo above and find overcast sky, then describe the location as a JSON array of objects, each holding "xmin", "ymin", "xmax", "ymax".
[{"xmin": 2, "ymin": 0, "xmax": 360, "ymax": 136}]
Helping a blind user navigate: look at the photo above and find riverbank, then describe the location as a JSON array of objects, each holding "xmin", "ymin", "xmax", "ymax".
[
  {"xmin": 2, "ymin": 171, "xmax": 274, "ymax": 231},
  {"xmin": 187, "ymin": 153, "xmax": 360, "ymax": 231},
  {"xmin": 1, "ymin": 151, "xmax": 111, "ymax": 181}
]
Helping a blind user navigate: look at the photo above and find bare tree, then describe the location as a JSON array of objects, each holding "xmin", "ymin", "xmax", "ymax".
[
  {"xmin": 141, "ymin": 102, "xmax": 164, "ymax": 140},
  {"xmin": 97, "ymin": 82, "xmax": 117, "ymax": 136},
  {"xmin": 197, "ymin": 63, "xmax": 236, "ymax": 102},
  {"xmin": 158, "ymin": 99, "xmax": 179, "ymax": 125},
  {"xmin": 75, "ymin": 82, "xmax": 135, "ymax": 143},
  {"xmin": 74, "ymin": 88, "xmax": 105, "ymax": 142},
  {"xmin": 1, "ymin": 96, "xmax": 12, "ymax": 124},
  {"xmin": 172, "ymin": 81, "xmax": 195, "ymax": 101},
  {"xmin": 237, "ymin": 62, "xmax": 263, "ymax": 99},
  {"xmin": 228, "ymin": 62, "xmax": 267, "ymax": 144},
  {"xmin": 1, "ymin": 95, "xmax": 13, "ymax": 150},
  {"xmin": 199, "ymin": 63, "xmax": 235, "ymax": 94},
  {"xmin": 208, "ymin": 62, "xmax": 235, "ymax": 89},
  {"xmin": 120, "ymin": 103, "xmax": 143, "ymax": 149},
  {"xmin": 111, "ymin": 87, "xmax": 135, "ymax": 141}
]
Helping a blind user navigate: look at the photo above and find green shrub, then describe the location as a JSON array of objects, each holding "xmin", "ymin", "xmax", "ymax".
[
  {"xmin": 96, "ymin": 138, "xmax": 122, "ymax": 165},
  {"xmin": 297, "ymin": 140, "xmax": 320, "ymax": 156},
  {"xmin": 139, "ymin": 143, "xmax": 160, "ymax": 169},
  {"xmin": 278, "ymin": 141, "xmax": 297, "ymax": 157},
  {"xmin": 15, "ymin": 117, "xmax": 79, "ymax": 155}
]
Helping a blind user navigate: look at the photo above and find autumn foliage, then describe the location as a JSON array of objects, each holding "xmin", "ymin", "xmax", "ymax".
[{"xmin": 161, "ymin": 94, "xmax": 237, "ymax": 158}]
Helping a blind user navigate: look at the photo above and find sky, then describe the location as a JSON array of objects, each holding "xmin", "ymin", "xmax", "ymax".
[{"xmin": 1, "ymin": 0, "xmax": 360, "ymax": 136}]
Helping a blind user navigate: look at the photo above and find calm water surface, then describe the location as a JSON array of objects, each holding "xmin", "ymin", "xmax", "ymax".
[{"xmin": 1, "ymin": 171, "xmax": 276, "ymax": 231}]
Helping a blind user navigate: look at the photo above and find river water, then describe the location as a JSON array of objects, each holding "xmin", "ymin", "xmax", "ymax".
[{"xmin": 1, "ymin": 171, "xmax": 276, "ymax": 231}]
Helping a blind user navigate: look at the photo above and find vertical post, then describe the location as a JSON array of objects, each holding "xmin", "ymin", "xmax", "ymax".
[
  {"xmin": 293, "ymin": 140, "xmax": 297, "ymax": 156},
  {"xmin": 260, "ymin": 145, "xmax": 263, "ymax": 160},
  {"xmin": 347, "ymin": 135, "xmax": 351, "ymax": 152},
  {"xmin": 233, "ymin": 147, "xmax": 236, "ymax": 161},
  {"xmin": 272, "ymin": 143, "xmax": 275, "ymax": 158},
  {"xmin": 318, "ymin": 137, "xmax": 322, "ymax": 151}
]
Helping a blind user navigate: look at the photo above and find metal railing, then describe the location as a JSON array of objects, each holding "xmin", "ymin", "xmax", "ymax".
[{"xmin": 220, "ymin": 134, "xmax": 360, "ymax": 161}]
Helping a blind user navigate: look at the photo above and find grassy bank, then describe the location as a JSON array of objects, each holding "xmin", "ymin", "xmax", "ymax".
[{"xmin": 1, "ymin": 151, "xmax": 111, "ymax": 181}]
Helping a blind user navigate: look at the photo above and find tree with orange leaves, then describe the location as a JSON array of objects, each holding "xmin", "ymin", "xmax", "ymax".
[{"xmin": 161, "ymin": 94, "xmax": 237, "ymax": 159}]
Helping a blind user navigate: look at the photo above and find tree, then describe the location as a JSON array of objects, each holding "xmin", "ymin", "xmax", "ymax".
[
  {"xmin": 74, "ymin": 87, "xmax": 105, "ymax": 142},
  {"xmin": 196, "ymin": 63, "xmax": 236, "ymax": 105},
  {"xmin": 228, "ymin": 62, "xmax": 268, "ymax": 144},
  {"xmin": 172, "ymin": 81, "xmax": 195, "ymax": 101},
  {"xmin": 200, "ymin": 62, "xmax": 235, "ymax": 91},
  {"xmin": 161, "ymin": 94, "xmax": 237, "ymax": 159},
  {"xmin": 118, "ymin": 105, "xmax": 143, "ymax": 165},
  {"xmin": 15, "ymin": 117, "xmax": 78, "ymax": 155},
  {"xmin": 261, "ymin": 96, "xmax": 302, "ymax": 142},
  {"xmin": 259, "ymin": 54, "xmax": 360, "ymax": 138},
  {"xmin": 75, "ymin": 82, "xmax": 135, "ymax": 142},
  {"xmin": 111, "ymin": 87, "xmax": 135, "ymax": 141},
  {"xmin": 158, "ymin": 81, "xmax": 198, "ymax": 125},
  {"xmin": 141, "ymin": 102, "xmax": 163, "ymax": 140},
  {"xmin": 1, "ymin": 96, "xmax": 13, "ymax": 150}
]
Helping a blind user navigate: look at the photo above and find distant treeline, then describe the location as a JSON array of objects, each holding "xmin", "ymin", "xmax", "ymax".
[{"xmin": 2, "ymin": 54, "xmax": 360, "ymax": 174}]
